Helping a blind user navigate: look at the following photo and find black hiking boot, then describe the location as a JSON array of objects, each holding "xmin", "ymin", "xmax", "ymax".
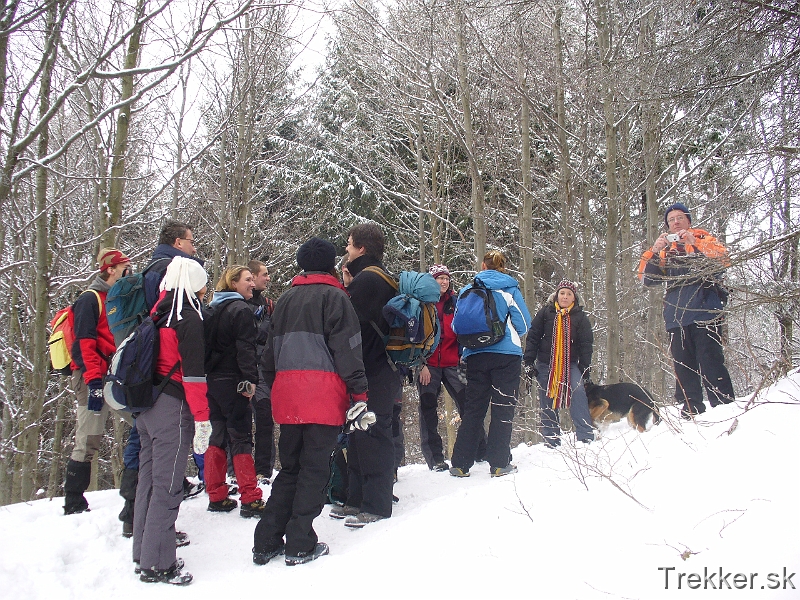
[
  {"xmin": 253, "ymin": 542, "xmax": 285, "ymax": 565},
  {"xmin": 285, "ymin": 542, "xmax": 329, "ymax": 566},
  {"xmin": 139, "ymin": 560, "xmax": 193, "ymax": 585}
]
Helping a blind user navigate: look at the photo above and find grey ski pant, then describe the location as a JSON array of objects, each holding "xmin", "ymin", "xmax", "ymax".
[{"xmin": 132, "ymin": 392, "xmax": 193, "ymax": 571}]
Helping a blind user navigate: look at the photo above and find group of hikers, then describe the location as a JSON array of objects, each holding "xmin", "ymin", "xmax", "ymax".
[{"xmin": 59, "ymin": 202, "xmax": 735, "ymax": 585}]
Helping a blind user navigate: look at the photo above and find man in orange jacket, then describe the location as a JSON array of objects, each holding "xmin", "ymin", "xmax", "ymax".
[{"xmin": 638, "ymin": 203, "xmax": 735, "ymax": 419}]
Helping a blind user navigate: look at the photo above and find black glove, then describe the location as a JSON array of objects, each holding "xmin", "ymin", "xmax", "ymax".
[
  {"xmin": 87, "ymin": 379, "xmax": 104, "ymax": 412},
  {"xmin": 524, "ymin": 363, "xmax": 538, "ymax": 379}
]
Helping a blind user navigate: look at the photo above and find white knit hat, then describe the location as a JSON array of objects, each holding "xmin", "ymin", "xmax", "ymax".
[{"xmin": 160, "ymin": 257, "xmax": 207, "ymax": 325}]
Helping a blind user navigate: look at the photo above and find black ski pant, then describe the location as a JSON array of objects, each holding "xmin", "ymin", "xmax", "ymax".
[
  {"xmin": 451, "ymin": 353, "xmax": 520, "ymax": 472},
  {"xmin": 252, "ymin": 365, "xmax": 275, "ymax": 477},
  {"xmin": 253, "ymin": 424, "xmax": 338, "ymax": 556},
  {"xmin": 669, "ymin": 321, "xmax": 735, "ymax": 415},
  {"xmin": 417, "ymin": 365, "xmax": 486, "ymax": 468},
  {"xmin": 345, "ymin": 369, "xmax": 401, "ymax": 518}
]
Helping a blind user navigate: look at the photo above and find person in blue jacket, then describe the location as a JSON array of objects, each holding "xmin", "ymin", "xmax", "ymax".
[{"xmin": 449, "ymin": 250, "xmax": 532, "ymax": 478}]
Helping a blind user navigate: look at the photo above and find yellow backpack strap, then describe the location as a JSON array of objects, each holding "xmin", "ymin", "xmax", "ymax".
[
  {"xmin": 89, "ymin": 289, "xmax": 102, "ymax": 314},
  {"xmin": 363, "ymin": 266, "xmax": 399, "ymax": 291}
]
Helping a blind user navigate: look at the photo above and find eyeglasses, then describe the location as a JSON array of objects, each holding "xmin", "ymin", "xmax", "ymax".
[{"xmin": 179, "ymin": 237, "xmax": 197, "ymax": 246}]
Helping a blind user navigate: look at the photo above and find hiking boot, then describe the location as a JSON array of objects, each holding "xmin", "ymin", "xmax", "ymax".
[
  {"xmin": 139, "ymin": 560, "xmax": 193, "ymax": 586},
  {"xmin": 393, "ymin": 469, "xmax": 398, "ymax": 483},
  {"xmin": 183, "ymin": 479, "xmax": 205, "ymax": 500},
  {"xmin": 329, "ymin": 504, "xmax": 360, "ymax": 520},
  {"xmin": 285, "ymin": 542, "xmax": 329, "ymax": 566},
  {"xmin": 175, "ymin": 531, "xmax": 190, "ymax": 547},
  {"xmin": 432, "ymin": 461, "xmax": 450, "ymax": 472},
  {"xmin": 449, "ymin": 467, "xmax": 470, "ymax": 478},
  {"xmin": 63, "ymin": 494, "xmax": 90, "ymax": 515},
  {"xmin": 228, "ymin": 484, "xmax": 239, "ymax": 496},
  {"xmin": 136, "ymin": 558, "xmax": 183, "ymax": 575},
  {"xmin": 490, "ymin": 464, "xmax": 518, "ymax": 478},
  {"xmin": 344, "ymin": 512, "xmax": 386, "ymax": 529},
  {"xmin": 207, "ymin": 498, "xmax": 238, "ymax": 513},
  {"xmin": 122, "ymin": 522, "xmax": 133, "ymax": 538},
  {"xmin": 257, "ymin": 473, "xmax": 272, "ymax": 486},
  {"xmin": 240, "ymin": 499, "xmax": 266, "ymax": 518},
  {"xmin": 253, "ymin": 543, "xmax": 285, "ymax": 565}
]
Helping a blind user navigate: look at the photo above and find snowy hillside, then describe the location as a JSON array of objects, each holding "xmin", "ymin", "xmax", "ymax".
[{"xmin": 2, "ymin": 371, "xmax": 799, "ymax": 600}]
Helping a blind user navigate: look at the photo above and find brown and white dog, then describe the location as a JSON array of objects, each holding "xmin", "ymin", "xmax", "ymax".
[{"xmin": 584, "ymin": 381, "xmax": 660, "ymax": 433}]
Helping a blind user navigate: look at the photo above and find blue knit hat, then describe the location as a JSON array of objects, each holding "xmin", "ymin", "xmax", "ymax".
[{"xmin": 664, "ymin": 203, "xmax": 691, "ymax": 226}]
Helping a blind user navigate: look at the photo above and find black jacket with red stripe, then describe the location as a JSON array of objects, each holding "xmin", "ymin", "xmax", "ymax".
[
  {"xmin": 262, "ymin": 272, "xmax": 368, "ymax": 426},
  {"xmin": 152, "ymin": 291, "xmax": 210, "ymax": 421},
  {"xmin": 70, "ymin": 276, "xmax": 115, "ymax": 385}
]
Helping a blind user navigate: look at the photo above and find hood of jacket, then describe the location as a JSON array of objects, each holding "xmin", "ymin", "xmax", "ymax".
[
  {"xmin": 475, "ymin": 269, "xmax": 520, "ymax": 291},
  {"xmin": 150, "ymin": 243, "xmax": 205, "ymax": 267},
  {"xmin": 291, "ymin": 272, "xmax": 347, "ymax": 292},
  {"xmin": 209, "ymin": 291, "xmax": 243, "ymax": 307}
]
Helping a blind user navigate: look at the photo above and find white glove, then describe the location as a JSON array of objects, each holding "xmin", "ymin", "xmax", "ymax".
[{"xmin": 193, "ymin": 420, "xmax": 212, "ymax": 454}]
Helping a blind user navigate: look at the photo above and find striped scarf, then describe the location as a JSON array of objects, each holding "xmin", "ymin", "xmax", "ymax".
[{"xmin": 546, "ymin": 301, "xmax": 573, "ymax": 409}]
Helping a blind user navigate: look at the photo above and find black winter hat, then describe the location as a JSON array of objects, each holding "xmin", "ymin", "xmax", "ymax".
[
  {"xmin": 297, "ymin": 237, "xmax": 337, "ymax": 273},
  {"xmin": 664, "ymin": 203, "xmax": 691, "ymax": 226}
]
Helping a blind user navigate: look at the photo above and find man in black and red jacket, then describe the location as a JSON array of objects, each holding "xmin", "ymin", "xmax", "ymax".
[
  {"xmin": 64, "ymin": 247, "xmax": 131, "ymax": 515},
  {"xmin": 253, "ymin": 237, "xmax": 368, "ymax": 565},
  {"xmin": 329, "ymin": 223, "xmax": 402, "ymax": 528}
]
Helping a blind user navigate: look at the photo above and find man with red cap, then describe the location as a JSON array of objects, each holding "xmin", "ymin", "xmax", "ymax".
[{"xmin": 64, "ymin": 247, "xmax": 131, "ymax": 515}]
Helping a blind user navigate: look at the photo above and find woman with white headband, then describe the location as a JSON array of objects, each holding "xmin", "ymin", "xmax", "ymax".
[{"xmin": 132, "ymin": 256, "xmax": 211, "ymax": 586}]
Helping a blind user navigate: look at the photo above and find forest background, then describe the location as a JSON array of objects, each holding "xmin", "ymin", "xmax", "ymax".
[{"xmin": 0, "ymin": 0, "xmax": 797, "ymax": 506}]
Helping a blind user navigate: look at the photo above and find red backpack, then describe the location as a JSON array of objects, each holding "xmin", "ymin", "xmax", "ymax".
[{"xmin": 48, "ymin": 290, "xmax": 101, "ymax": 375}]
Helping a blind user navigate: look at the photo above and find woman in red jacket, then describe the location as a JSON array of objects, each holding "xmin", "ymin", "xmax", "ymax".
[
  {"xmin": 416, "ymin": 265, "xmax": 486, "ymax": 471},
  {"xmin": 133, "ymin": 257, "xmax": 211, "ymax": 586}
]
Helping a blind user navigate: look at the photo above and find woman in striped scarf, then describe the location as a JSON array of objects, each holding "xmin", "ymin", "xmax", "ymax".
[{"xmin": 523, "ymin": 280, "xmax": 594, "ymax": 447}]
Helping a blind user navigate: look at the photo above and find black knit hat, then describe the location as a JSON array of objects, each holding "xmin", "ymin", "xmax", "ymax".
[
  {"xmin": 664, "ymin": 203, "xmax": 691, "ymax": 226},
  {"xmin": 297, "ymin": 237, "xmax": 337, "ymax": 273}
]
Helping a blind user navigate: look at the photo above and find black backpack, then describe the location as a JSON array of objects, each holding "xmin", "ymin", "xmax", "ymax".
[
  {"xmin": 452, "ymin": 277, "xmax": 508, "ymax": 349},
  {"xmin": 103, "ymin": 314, "xmax": 179, "ymax": 413}
]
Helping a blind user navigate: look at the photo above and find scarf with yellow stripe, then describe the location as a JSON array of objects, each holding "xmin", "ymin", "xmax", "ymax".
[{"xmin": 546, "ymin": 301, "xmax": 573, "ymax": 409}]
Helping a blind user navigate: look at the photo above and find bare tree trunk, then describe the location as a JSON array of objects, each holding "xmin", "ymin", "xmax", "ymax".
[
  {"xmin": 0, "ymin": 277, "xmax": 20, "ymax": 505},
  {"xmin": 17, "ymin": 0, "xmax": 61, "ymax": 501},
  {"xmin": 596, "ymin": 0, "xmax": 621, "ymax": 382},
  {"xmin": 430, "ymin": 142, "xmax": 442, "ymax": 265},
  {"xmin": 415, "ymin": 115, "xmax": 427, "ymax": 271},
  {"xmin": 171, "ymin": 60, "xmax": 191, "ymax": 216},
  {"xmin": 618, "ymin": 116, "xmax": 634, "ymax": 378},
  {"xmin": 639, "ymin": 6, "xmax": 665, "ymax": 394},
  {"xmin": 456, "ymin": 7, "xmax": 485, "ymax": 267},
  {"xmin": 518, "ymin": 21, "xmax": 533, "ymax": 310},
  {"xmin": 553, "ymin": 6, "xmax": 575, "ymax": 279},
  {"xmin": 103, "ymin": 0, "xmax": 148, "ymax": 248},
  {"xmin": 46, "ymin": 387, "xmax": 67, "ymax": 498}
]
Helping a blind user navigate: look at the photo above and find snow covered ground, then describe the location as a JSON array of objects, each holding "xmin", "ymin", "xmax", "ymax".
[{"xmin": 2, "ymin": 370, "xmax": 799, "ymax": 600}]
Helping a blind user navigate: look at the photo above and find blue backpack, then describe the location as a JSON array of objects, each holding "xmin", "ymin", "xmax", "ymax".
[
  {"xmin": 103, "ymin": 314, "xmax": 179, "ymax": 413},
  {"xmin": 452, "ymin": 277, "xmax": 507, "ymax": 349},
  {"xmin": 106, "ymin": 258, "xmax": 171, "ymax": 345},
  {"xmin": 364, "ymin": 267, "xmax": 441, "ymax": 369}
]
